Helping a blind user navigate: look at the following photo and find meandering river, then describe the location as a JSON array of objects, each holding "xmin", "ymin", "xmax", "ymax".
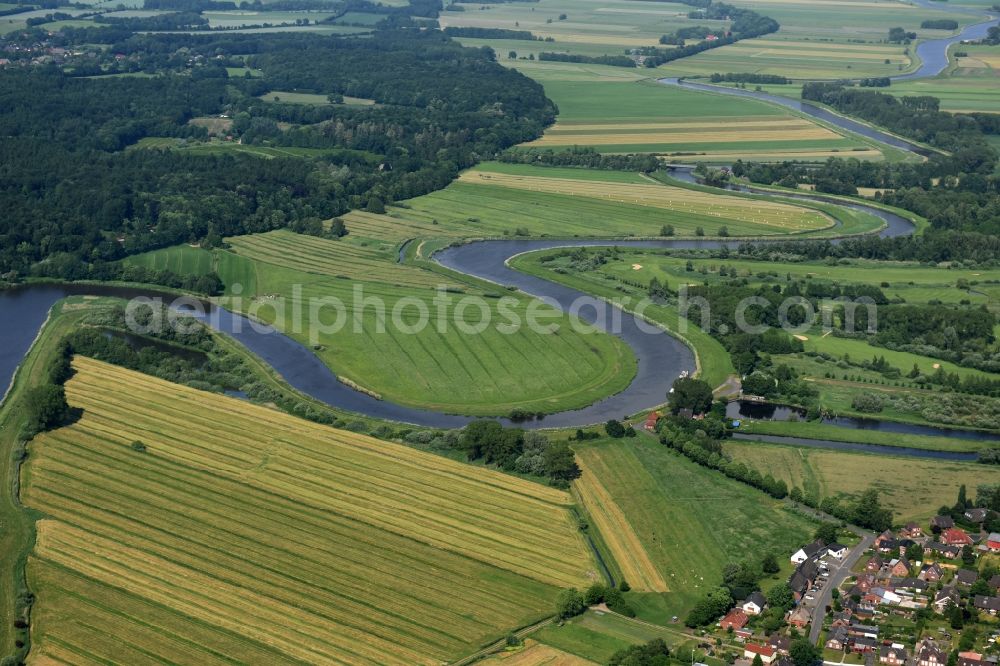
[{"xmin": 3, "ymin": 7, "xmax": 998, "ymax": 456}]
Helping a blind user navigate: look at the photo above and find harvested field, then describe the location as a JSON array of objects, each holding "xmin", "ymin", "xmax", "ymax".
[{"xmin": 24, "ymin": 358, "xmax": 596, "ymax": 664}]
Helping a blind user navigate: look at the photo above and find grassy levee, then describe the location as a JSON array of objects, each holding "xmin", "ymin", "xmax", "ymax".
[
  {"xmin": 509, "ymin": 250, "xmax": 735, "ymax": 393},
  {"xmin": 23, "ymin": 357, "xmax": 598, "ymax": 664},
  {"xmin": 734, "ymin": 419, "xmax": 996, "ymax": 454},
  {"xmin": 0, "ymin": 298, "xmax": 95, "ymax": 661},
  {"xmin": 726, "ymin": 439, "xmax": 999, "ymax": 524}
]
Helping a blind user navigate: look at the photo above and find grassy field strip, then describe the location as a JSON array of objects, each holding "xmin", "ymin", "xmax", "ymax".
[
  {"xmin": 340, "ymin": 209, "xmax": 463, "ymax": 241},
  {"xmin": 23, "ymin": 358, "xmax": 597, "ymax": 663},
  {"xmin": 574, "ymin": 456, "xmax": 668, "ymax": 593},
  {"xmin": 547, "ymin": 118, "xmax": 818, "ymax": 131},
  {"xmin": 528, "ymin": 129, "xmax": 840, "ymax": 146},
  {"xmin": 226, "ymin": 229, "xmax": 451, "ymax": 289},
  {"xmin": 457, "ymin": 170, "xmax": 830, "ymax": 231}
]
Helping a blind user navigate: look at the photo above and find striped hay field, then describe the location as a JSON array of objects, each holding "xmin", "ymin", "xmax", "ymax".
[
  {"xmin": 24, "ymin": 358, "xmax": 596, "ymax": 665},
  {"xmin": 574, "ymin": 456, "xmax": 668, "ymax": 593},
  {"xmin": 227, "ymin": 229, "xmax": 452, "ymax": 289},
  {"xmin": 458, "ymin": 169, "xmax": 830, "ymax": 232}
]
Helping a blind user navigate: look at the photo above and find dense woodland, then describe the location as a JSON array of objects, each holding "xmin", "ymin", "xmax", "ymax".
[{"xmin": 0, "ymin": 22, "xmax": 554, "ymax": 279}]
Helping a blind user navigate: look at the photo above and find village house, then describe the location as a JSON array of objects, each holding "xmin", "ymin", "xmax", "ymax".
[
  {"xmin": 901, "ymin": 523, "xmax": 924, "ymax": 539},
  {"xmin": 767, "ymin": 635, "xmax": 790, "ymax": 656},
  {"xmin": 965, "ymin": 508, "xmax": 988, "ymax": 524},
  {"xmin": 875, "ymin": 530, "xmax": 895, "ymax": 548},
  {"xmin": 878, "ymin": 539, "xmax": 900, "ymax": 555},
  {"xmin": 720, "ymin": 609, "xmax": 749, "ymax": 631},
  {"xmin": 942, "ymin": 527, "xmax": 973, "ymax": 546},
  {"xmin": 791, "ymin": 540, "xmax": 826, "ymax": 564},
  {"xmin": 933, "ymin": 586, "xmax": 960, "ymax": 612},
  {"xmin": 826, "ymin": 627, "xmax": 848, "ymax": 651},
  {"xmin": 828, "ymin": 543, "xmax": 848, "ymax": 559},
  {"xmin": 931, "ymin": 516, "xmax": 955, "ymax": 532},
  {"xmin": 856, "ymin": 573, "xmax": 876, "ymax": 593},
  {"xmin": 989, "ymin": 574, "xmax": 1000, "ymax": 592},
  {"xmin": 973, "ymin": 596, "xmax": 1000, "ymax": 616},
  {"xmin": 889, "ymin": 558, "xmax": 910, "ymax": 577},
  {"xmin": 917, "ymin": 639, "xmax": 947, "ymax": 666},
  {"xmin": 741, "ymin": 591, "xmax": 767, "ymax": 616},
  {"xmin": 745, "ymin": 644, "xmax": 776, "ymax": 665},
  {"xmin": 848, "ymin": 623, "xmax": 879, "ymax": 640},
  {"xmin": 926, "ymin": 542, "xmax": 961, "ymax": 559},
  {"xmin": 919, "ymin": 563, "xmax": 943, "ymax": 582},
  {"xmin": 959, "ymin": 652, "xmax": 984, "ymax": 666},
  {"xmin": 866, "ymin": 555, "xmax": 884, "ymax": 572},
  {"xmin": 987, "ymin": 533, "xmax": 1000, "ymax": 553},
  {"xmin": 787, "ymin": 606, "xmax": 810, "ymax": 629},
  {"xmin": 892, "ymin": 578, "xmax": 928, "ymax": 594},
  {"xmin": 955, "ymin": 569, "xmax": 979, "ymax": 586},
  {"xmin": 852, "ymin": 637, "xmax": 878, "ymax": 654},
  {"xmin": 880, "ymin": 645, "xmax": 908, "ymax": 666},
  {"xmin": 643, "ymin": 411, "xmax": 660, "ymax": 432}
]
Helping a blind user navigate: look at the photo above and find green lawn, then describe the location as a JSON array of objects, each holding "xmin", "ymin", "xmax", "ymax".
[{"xmin": 572, "ymin": 437, "xmax": 815, "ymax": 622}]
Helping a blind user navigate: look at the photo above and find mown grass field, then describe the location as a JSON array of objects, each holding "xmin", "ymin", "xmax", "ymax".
[
  {"xmin": 532, "ymin": 610, "xmax": 692, "ymax": 663},
  {"xmin": 258, "ymin": 90, "xmax": 376, "ymax": 105},
  {"xmin": 226, "ymin": 229, "xmax": 456, "ymax": 289},
  {"xmin": 394, "ymin": 162, "xmax": 835, "ymax": 238},
  {"xmin": 727, "ymin": 439, "xmax": 998, "ymax": 524},
  {"xmin": 502, "ymin": 68, "xmax": 875, "ymax": 160},
  {"xmin": 571, "ymin": 437, "xmax": 815, "ymax": 620},
  {"xmin": 588, "ymin": 251, "xmax": 1000, "ymax": 308},
  {"xmin": 24, "ymin": 358, "xmax": 597, "ymax": 664},
  {"xmin": 887, "ymin": 45, "xmax": 1000, "ymax": 114},
  {"xmin": 215, "ymin": 240, "xmax": 638, "ymax": 415},
  {"xmin": 441, "ymin": 0, "xmax": 716, "ymax": 52},
  {"xmin": 735, "ymin": 419, "xmax": 995, "ymax": 454}
]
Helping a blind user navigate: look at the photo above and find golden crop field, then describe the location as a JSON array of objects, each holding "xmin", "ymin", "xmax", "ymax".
[
  {"xmin": 340, "ymin": 209, "xmax": 465, "ymax": 241},
  {"xmin": 574, "ymin": 455, "xmax": 668, "ymax": 593},
  {"xmin": 24, "ymin": 358, "xmax": 596, "ymax": 665},
  {"xmin": 226, "ymin": 229, "xmax": 453, "ymax": 289},
  {"xmin": 458, "ymin": 169, "xmax": 832, "ymax": 232},
  {"xmin": 481, "ymin": 639, "xmax": 597, "ymax": 665}
]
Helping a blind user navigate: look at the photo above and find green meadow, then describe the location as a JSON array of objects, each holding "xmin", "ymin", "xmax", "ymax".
[
  {"xmin": 727, "ymin": 439, "xmax": 998, "ymax": 524},
  {"xmin": 572, "ymin": 437, "xmax": 815, "ymax": 622}
]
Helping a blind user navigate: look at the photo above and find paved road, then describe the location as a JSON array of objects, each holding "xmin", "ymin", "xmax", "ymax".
[{"xmin": 808, "ymin": 530, "xmax": 875, "ymax": 644}]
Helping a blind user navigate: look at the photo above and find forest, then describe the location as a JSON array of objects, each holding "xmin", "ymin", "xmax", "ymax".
[{"xmin": 0, "ymin": 27, "xmax": 554, "ymax": 280}]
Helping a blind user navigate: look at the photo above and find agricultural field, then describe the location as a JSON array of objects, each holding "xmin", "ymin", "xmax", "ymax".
[
  {"xmin": 235, "ymin": 252, "xmax": 636, "ymax": 415},
  {"xmin": 654, "ymin": 0, "xmax": 970, "ymax": 79},
  {"xmin": 441, "ymin": 0, "xmax": 717, "ymax": 52},
  {"xmin": 480, "ymin": 639, "xmax": 597, "ymax": 665},
  {"xmin": 531, "ymin": 610, "xmax": 691, "ymax": 663},
  {"xmin": 584, "ymin": 250, "xmax": 1000, "ymax": 309},
  {"xmin": 726, "ymin": 439, "xmax": 998, "ymax": 524},
  {"xmin": 504, "ymin": 67, "xmax": 878, "ymax": 160},
  {"xmin": 571, "ymin": 437, "xmax": 816, "ymax": 621},
  {"xmin": 394, "ymin": 162, "xmax": 841, "ymax": 238},
  {"xmin": 23, "ymin": 358, "xmax": 596, "ymax": 665},
  {"xmin": 887, "ymin": 45, "xmax": 1000, "ymax": 114},
  {"xmin": 225, "ymin": 229, "xmax": 456, "ymax": 289}
]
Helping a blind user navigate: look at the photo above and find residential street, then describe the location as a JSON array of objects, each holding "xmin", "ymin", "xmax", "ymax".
[{"xmin": 808, "ymin": 529, "xmax": 875, "ymax": 644}]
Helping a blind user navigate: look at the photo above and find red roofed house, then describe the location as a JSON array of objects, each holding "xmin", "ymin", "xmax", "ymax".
[
  {"xmin": 721, "ymin": 609, "xmax": 749, "ymax": 631},
  {"xmin": 987, "ymin": 533, "xmax": 1000, "ymax": 553},
  {"xmin": 942, "ymin": 528, "xmax": 973, "ymax": 546},
  {"xmin": 644, "ymin": 411, "xmax": 661, "ymax": 432},
  {"xmin": 745, "ymin": 644, "xmax": 776, "ymax": 664}
]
